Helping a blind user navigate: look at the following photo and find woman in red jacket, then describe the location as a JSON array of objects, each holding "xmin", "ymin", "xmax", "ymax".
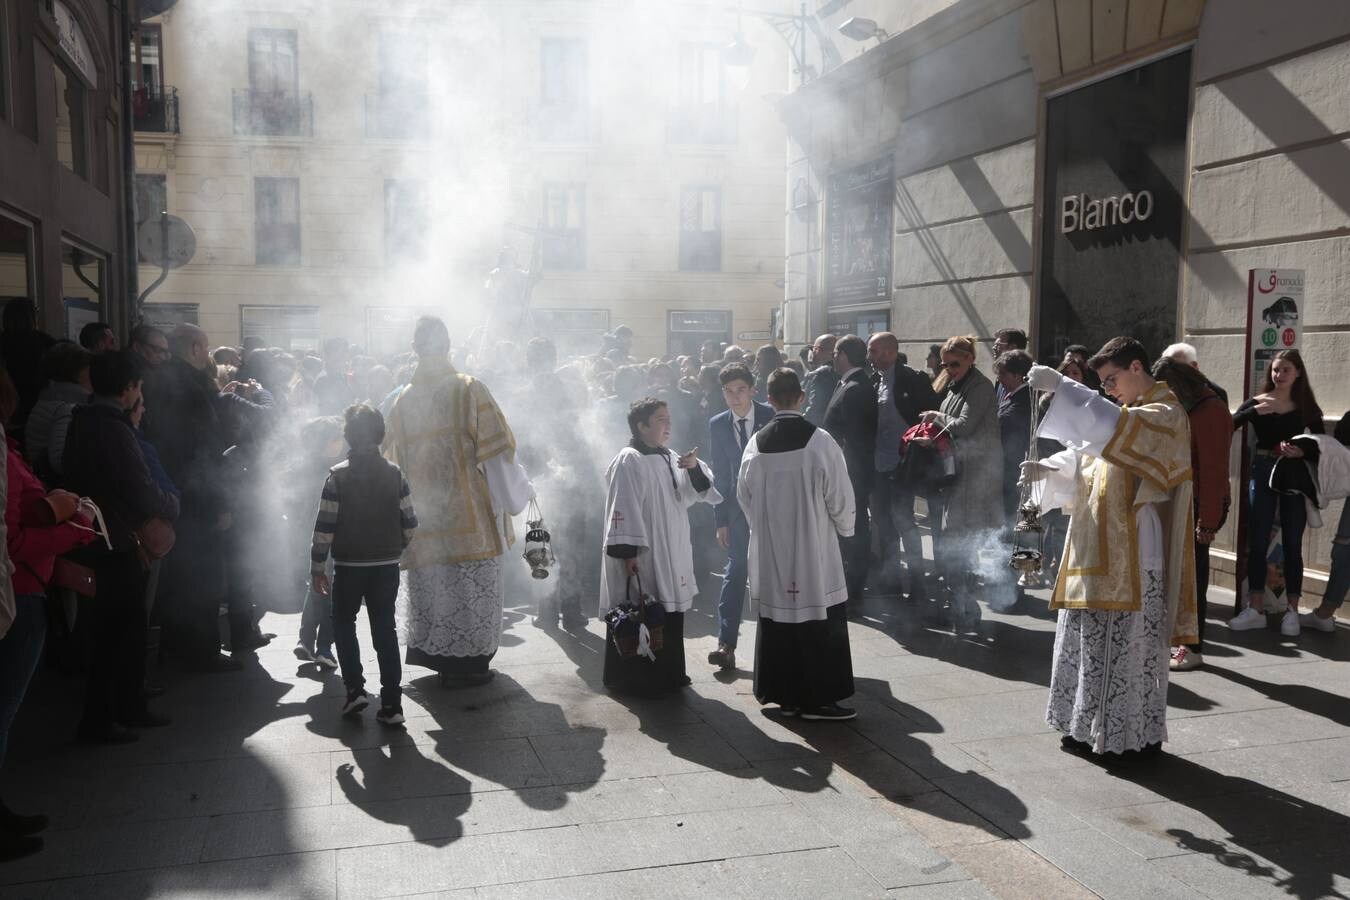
[
  {"xmin": 0, "ymin": 370, "xmax": 95, "ymax": 861},
  {"xmin": 1153, "ymin": 358, "xmax": 1233, "ymax": 672}
]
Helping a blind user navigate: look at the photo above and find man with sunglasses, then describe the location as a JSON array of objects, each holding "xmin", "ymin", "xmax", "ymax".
[{"xmin": 1020, "ymin": 336, "xmax": 1197, "ymax": 762}]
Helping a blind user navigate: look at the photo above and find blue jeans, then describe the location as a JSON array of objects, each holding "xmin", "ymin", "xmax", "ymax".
[
  {"xmin": 1247, "ymin": 457, "xmax": 1308, "ymax": 598},
  {"xmin": 717, "ymin": 517, "xmax": 751, "ymax": 648},
  {"xmin": 1322, "ymin": 503, "xmax": 1350, "ymax": 611},
  {"xmin": 0, "ymin": 595, "xmax": 48, "ymax": 767},
  {"xmin": 299, "ymin": 559, "xmax": 334, "ymax": 654},
  {"xmin": 331, "ymin": 564, "xmax": 402, "ymax": 708}
]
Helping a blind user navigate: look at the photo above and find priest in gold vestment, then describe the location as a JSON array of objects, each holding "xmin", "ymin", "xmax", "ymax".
[
  {"xmin": 1021, "ymin": 338, "xmax": 1197, "ymax": 757},
  {"xmin": 384, "ymin": 317, "xmax": 532, "ymax": 687}
]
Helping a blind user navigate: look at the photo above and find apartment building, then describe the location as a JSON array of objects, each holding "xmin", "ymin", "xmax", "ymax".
[{"xmin": 132, "ymin": 0, "xmax": 791, "ymax": 359}]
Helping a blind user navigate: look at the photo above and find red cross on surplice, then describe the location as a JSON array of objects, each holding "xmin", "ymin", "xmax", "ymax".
[
  {"xmin": 611, "ymin": 510, "xmax": 625, "ymax": 528},
  {"xmin": 787, "ymin": 582, "xmax": 801, "ymax": 599}
]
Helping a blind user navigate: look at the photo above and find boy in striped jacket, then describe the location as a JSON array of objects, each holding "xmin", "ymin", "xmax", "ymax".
[{"xmin": 311, "ymin": 404, "xmax": 418, "ymax": 725}]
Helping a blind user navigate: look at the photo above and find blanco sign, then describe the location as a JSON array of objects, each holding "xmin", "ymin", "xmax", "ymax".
[
  {"xmin": 1059, "ymin": 190, "xmax": 1153, "ymax": 235},
  {"xmin": 52, "ymin": 1, "xmax": 98, "ymax": 89}
]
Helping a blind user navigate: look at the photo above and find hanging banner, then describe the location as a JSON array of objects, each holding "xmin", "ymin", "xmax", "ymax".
[
  {"xmin": 825, "ymin": 156, "xmax": 893, "ymax": 307},
  {"xmin": 1246, "ymin": 268, "xmax": 1304, "ymax": 398}
]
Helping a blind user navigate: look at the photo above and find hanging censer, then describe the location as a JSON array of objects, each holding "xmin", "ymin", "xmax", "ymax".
[
  {"xmin": 1009, "ymin": 383, "xmax": 1048, "ymax": 588},
  {"xmin": 522, "ymin": 497, "xmax": 555, "ymax": 580}
]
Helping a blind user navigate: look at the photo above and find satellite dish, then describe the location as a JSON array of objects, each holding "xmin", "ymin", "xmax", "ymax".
[
  {"xmin": 137, "ymin": 214, "xmax": 196, "ymax": 270},
  {"xmin": 139, "ymin": 0, "xmax": 180, "ymax": 20}
]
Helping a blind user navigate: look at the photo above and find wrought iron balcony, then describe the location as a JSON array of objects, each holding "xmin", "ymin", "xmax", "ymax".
[
  {"xmin": 132, "ymin": 83, "xmax": 179, "ymax": 134},
  {"xmin": 667, "ymin": 105, "xmax": 739, "ymax": 145},
  {"xmin": 364, "ymin": 92, "xmax": 429, "ymax": 140},
  {"xmin": 232, "ymin": 89, "xmax": 313, "ymax": 137},
  {"xmin": 527, "ymin": 99, "xmax": 598, "ymax": 144}
]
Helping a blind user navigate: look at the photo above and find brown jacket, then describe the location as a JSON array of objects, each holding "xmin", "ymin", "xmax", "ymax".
[{"xmin": 1189, "ymin": 393, "xmax": 1233, "ymax": 531}]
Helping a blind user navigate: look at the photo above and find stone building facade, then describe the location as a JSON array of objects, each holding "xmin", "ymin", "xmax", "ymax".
[
  {"xmin": 132, "ymin": 0, "xmax": 791, "ymax": 359},
  {"xmin": 780, "ymin": 0, "xmax": 1350, "ymax": 595},
  {"xmin": 1, "ymin": 0, "xmax": 136, "ymax": 338}
]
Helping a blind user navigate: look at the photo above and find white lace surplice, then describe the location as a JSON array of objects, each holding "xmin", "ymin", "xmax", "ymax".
[{"xmin": 401, "ymin": 558, "xmax": 503, "ymax": 660}]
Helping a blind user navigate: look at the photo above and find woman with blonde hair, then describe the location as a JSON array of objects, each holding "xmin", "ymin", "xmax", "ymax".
[{"xmin": 921, "ymin": 335, "xmax": 1003, "ymax": 629}]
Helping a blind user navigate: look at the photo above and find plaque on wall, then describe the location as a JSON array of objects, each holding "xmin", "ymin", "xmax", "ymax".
[{"xmin": 825, "ymin": 156, "xmax": 893, "ymax": 307}]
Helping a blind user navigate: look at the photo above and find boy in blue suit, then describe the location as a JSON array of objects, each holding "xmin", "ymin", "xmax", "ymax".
[{"xmin": 707, "ymin": 364, "xmax": 775, "ymax": 670}]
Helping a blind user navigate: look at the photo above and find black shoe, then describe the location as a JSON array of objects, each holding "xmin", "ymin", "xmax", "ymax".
[
  {"xmin": 143, "ymin": 682, "xmax": 167, "ymax": 699},
  {"xmin": 77, "ymin": 723, "xmax": 140, "ymax": 745},
  {"xmin": 800, "ymin": 704, "xmax": 856, "ymax": 721},
  {"xmin": 0, "ymin": 800, "xmax": 49, "ymax": 836},
  {"xmin": 376, "ymin": 705, "xmax": 405, "ymax": 726},
  {"xmin": 561, "ymin": 613, "xmax": 589, "ymax": 631},
  {"xmin": 121, "ymin": 712, "xmax": 172, "ymax": 729},
  {"xmin": 341, "ymin": 690, "xmax": 370, "ymax": 716},
  {"xmin": 0, "ymin": 833, "xmax": 42, "ymax": 861}
]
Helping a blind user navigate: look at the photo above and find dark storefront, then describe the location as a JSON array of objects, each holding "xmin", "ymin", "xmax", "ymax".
[{"xmin": 1037, "ymin": 49, "xmax": 1192, "ymax": 363}]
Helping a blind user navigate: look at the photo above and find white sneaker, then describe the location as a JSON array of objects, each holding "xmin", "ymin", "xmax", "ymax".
[
  {"xmin": 314, "ymin": 651, "xmax": 339, "ymax": 670},
  {"xmin": 1228, "ymin": 607, "xmax": 1266, "ymax": 631},
  {"xmin": 1299, "ymin": 611, "xmax": 1337, "ymax": 633},
  {"xmin": 1280, "ymin": 609, "xmax": 1301, "ymax": 637}
]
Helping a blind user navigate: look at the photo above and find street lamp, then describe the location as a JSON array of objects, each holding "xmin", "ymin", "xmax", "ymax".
[
  {"xmin": 723, "ymin": 2, "xmax": 844, "ymax": 88},
  {"xmin": 837, "ymin": 16, "xmax": 889, "ymax": 45}
]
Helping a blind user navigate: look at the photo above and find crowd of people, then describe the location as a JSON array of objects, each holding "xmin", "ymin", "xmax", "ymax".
[{"xmin": 0, "ymin": 305, "xmax": 1347, "ymax": 860}]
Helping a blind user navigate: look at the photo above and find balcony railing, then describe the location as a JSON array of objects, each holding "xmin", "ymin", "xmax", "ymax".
[
  {"xmin": 365, "ymin": 92, "xmax": 429, "ymax": 140},
  {"xmin": 527, "ymin": 99, "xmax": 598, "ymax": 144},
  {"xmin": 667, "ymin": 105, "xmax": 738, "ymax": 145},
  {"xmin": 132, "ymin": 83, "xmax": 179, "ymax": 134},
  {"xmin": 233, "ymin": 89, "xmax": 313, "ymax": 137}
]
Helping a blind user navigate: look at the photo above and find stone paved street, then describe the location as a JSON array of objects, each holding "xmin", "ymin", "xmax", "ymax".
[{"xmin": 4, "ymin": 583, "xmax": 1350, "ymax": 899}]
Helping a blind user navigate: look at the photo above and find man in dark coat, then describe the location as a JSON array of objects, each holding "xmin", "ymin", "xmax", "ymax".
[
  {"xmin": 63, "ymin": 351, "xmax": 180, "ymax": 743},
  {"xmin": 823, "ymin": 334, "xmax": 877, "ymax": 602},
  {"xmin": 143, "ymin": 325, "xmax": 266, "ymax": 671},
  {"xmin": 994, "ymin": 350, "xmax": 1034, "ymax": 527},
  {"xmin": 802, "ymin": 334, "xmax": 839, "ymax": 426}
]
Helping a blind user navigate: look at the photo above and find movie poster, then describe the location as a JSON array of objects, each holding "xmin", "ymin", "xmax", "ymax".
[{"xmin": 826, "ymin": 157, "xmax": 893, "ymax": 307}]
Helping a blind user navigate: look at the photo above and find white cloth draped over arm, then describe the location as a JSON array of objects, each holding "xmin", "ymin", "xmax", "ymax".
[
  {"xmin": 1033, "ymin": 448, "xmax": 1081, "ymax": 515},
  {"xmin": 482, "ymin": 453, "xmax": 534, "ymax": 547},
  {"xmin": 1037, "ymin": 376, "xmax": 1122, "ymax": 457}
]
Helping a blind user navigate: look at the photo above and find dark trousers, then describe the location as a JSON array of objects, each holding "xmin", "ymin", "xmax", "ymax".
[
  {"xmin": 0, "ymin": 595, "xmax": 47, "ymax": 766},
  {"xmin": 872, "ymin": 472, "xmax": 923, "ymax": 582},
  {"xmin": 716, "ymin": 517, "xmax": 751, "ymax": 648},
  {"xmin": 1247, "ymin": 457, "xmax": 1308, "ymax": 599},
  {"xmin": 163, "ymin": 521, "xmax": 225, "ymax": 665},
  {"xmin": 331, "ymin": 564, "xmax": 402, "ymax": 708},
  {"xmin": 1191, "ymin": 539, "xmax": 1210, "ymax": 653},
  {"xmin": 1323, "ymin": 504, "xmax": 1350, "ymax": 612},
  {"xmin": 840, "ymin": 475, "xmax": 872, "ymax": 600},
  {"xmin": 81, "ymin": 550, "xmax": 150, "ymax": 732}
]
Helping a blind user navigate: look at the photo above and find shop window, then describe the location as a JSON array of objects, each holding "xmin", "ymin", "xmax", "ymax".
[
  {"xmin": 679, "ymin": 187, "xmax": 722, "ymax": 271},
  {"xmin": 536, "ymin": 38, "xmax": 589, "ymax": 141},
  {"xmin": 667, "ymin": 309, "xmax": 731, "ymax": 357},
  {"xmin": 53, "ymin": 62, "xmax": 87, "ymax": 175},
  {"xmin": 541, "ymin": 183, "xmax": 585, "ymax": 270},
  {"xmin": 240, "ymin": 305, "xmax": 320, "ymax": 352},
  {"xmin": 0, "ymin": 213, "xmax": 33, "ymax": 307},
  {"xmin": 255, "ymin": 177, "xmax": 301, "ymax": 266},
  {"xmin": 671, "ymin": 43, "xmax": 736, "ymax": 144},
  {"xmin": 384, "ymin": 179, "xmax": 427, "ymax": 263}
]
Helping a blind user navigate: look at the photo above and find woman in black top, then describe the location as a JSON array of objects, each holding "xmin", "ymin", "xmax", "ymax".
[{"xmin": 1229, "ymin": 350, "xmax": 1324, "ymax": 637}]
